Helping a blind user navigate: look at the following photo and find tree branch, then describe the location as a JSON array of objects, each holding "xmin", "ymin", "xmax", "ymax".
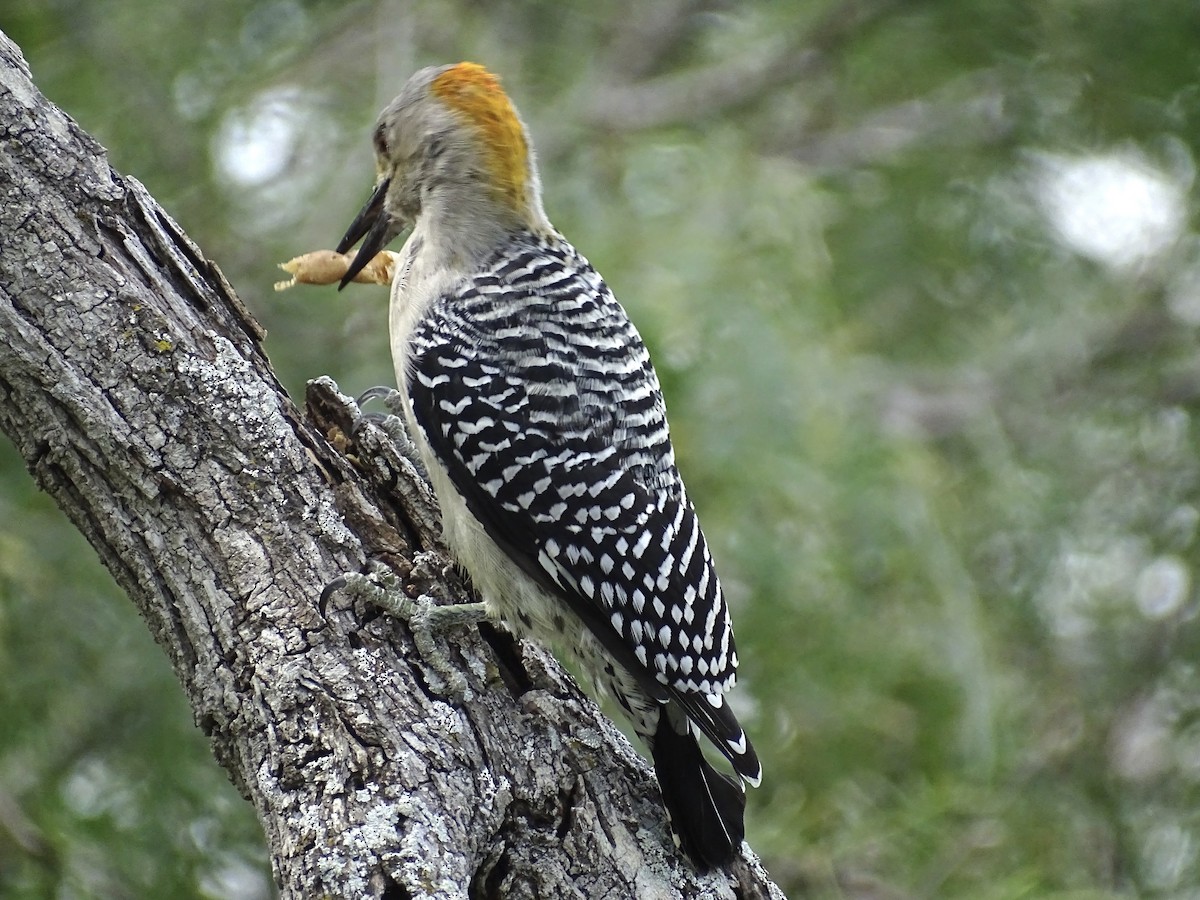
[
  {"xmin": 582, "ymin": 0, "xmax": 898, "ymax": 133},
  {"xmin": 0, "ymin": 30, "xmax": 784, "ymax": 899}
]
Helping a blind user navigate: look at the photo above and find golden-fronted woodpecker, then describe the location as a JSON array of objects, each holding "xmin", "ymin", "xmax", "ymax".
[{"xmin": 335, "ymin": 62, "xmax": 760, "ymax": 868}]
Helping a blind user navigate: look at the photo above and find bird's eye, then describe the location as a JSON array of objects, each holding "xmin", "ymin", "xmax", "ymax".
[{"xmin": 373, "ymin": 125, "xmax": 389, "ymax": 158}]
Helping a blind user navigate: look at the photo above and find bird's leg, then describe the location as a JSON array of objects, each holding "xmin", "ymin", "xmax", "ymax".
[{"xmin": 327, "ymin": 556, "xmax": 489, "ymax": 698}]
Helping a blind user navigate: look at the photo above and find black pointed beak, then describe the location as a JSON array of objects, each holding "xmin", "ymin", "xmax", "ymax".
[{"xmin": 336, "ymin": 178, "xmax": 398, "ymax": 290}]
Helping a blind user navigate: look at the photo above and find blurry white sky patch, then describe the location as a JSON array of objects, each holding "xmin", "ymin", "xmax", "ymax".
[
  {"xmin": 1033, "ymin": 148, "xmax": 1190, "ymax": 272},
  {"xmin": 212, "ymin": 86, "xmax": 334, "ymax": 232}
]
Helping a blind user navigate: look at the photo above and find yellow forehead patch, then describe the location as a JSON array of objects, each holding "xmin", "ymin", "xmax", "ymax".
[{"xmin": 431, "ymin": 63, "xmax": 529, "ymax": 211}]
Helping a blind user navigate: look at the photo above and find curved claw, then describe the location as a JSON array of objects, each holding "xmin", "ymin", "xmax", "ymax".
[
  {"xmin": 319, "ymin": 574, "xmax": 348, "ymax": 618},
  {"xmin": 357, "ymin": 385, "xmax": 399, "ymax": 407},
  {"xmin": 350, "ymin": 410, "xmax": 392, "ymax": 437}
]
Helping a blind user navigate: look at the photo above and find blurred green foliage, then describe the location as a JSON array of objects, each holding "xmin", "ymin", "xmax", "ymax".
[{"xmin": 4, "ymin": 1, "xmax": 1200, "ymax": 897}]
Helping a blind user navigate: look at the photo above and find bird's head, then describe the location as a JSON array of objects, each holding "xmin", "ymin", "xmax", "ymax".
[{"xmin": 337, "ymin": 62, "xmax": 544, "ymax": 287}]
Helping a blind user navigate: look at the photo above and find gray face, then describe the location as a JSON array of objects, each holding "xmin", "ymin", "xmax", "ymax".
[
  {"xmin": 373, "ymin": 64, "xmax": 505, "ymax": 227},
  {"xmin": 336, "ymin": 62, "xmax": 539, "ymax": 284},
  {"xmin": 335, "ymin": 65, "xmax": 461, "ymax": 284}
]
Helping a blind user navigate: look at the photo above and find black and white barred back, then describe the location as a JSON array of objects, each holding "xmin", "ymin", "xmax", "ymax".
[{"xmin": 407, "ymin": 230, "xmax": 761, "ymax": 865}]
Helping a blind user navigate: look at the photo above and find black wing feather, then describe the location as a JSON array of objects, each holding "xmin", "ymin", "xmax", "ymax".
[{"xmin": 403, "ymin": 239, "xmax": 752, "ymax": 782}]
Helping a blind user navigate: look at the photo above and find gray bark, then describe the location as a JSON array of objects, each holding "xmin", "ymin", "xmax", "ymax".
[{"xmin": 0, "ymin": 30, "xmax": 785, "ymax": 899}]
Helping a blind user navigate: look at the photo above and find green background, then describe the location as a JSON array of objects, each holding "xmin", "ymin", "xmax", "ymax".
[{"xmin": 3, "ymin": 2, "xmax": 1200, "ymax": 897}]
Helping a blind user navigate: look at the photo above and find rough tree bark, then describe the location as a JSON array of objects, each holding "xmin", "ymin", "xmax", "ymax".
[{"xmin": 0, "ymin": 31, "xmax": 785, "ymax": 900}]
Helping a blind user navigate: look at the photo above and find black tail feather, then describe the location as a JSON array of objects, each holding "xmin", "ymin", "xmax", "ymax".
[
  {"xmin": 651, "ymin": 711, "xmax": 746, "ymax": 869},
  {"xmin": 669, "ymin": 686, "xmax": 762, "ymax": 786}
]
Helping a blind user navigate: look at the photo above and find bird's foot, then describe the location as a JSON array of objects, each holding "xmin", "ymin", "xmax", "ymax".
[
  {"xmin": 325, "ymin": 558, "xmax": 488, "ymax": 698},
  {"xmin": 355, "ymin": 386, "xmax": 425, "ymax": 474}
]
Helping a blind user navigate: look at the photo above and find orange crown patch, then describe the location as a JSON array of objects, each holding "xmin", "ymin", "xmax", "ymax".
[{"xmin": 432, "ymin": 63, "xmax": 530, "ymax": 212}]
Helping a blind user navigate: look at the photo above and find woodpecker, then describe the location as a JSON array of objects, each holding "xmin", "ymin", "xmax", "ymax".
[{"xmin": 336, "ymin": 62, "xmax": 760, "ymax": 868}]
